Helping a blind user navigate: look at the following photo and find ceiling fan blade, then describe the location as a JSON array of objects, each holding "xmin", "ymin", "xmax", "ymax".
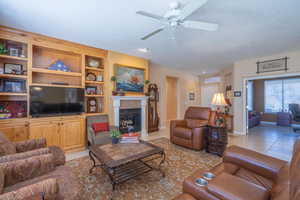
[
  {"xmin": 141, "ymin": 27, "xmax": 164, "ymax": 40},
  {"xmin": 136, "ymin": 11, "xmax": 165, "ymax": 21},
  {"xmin": 179, "ymin": 0, "xmax": 208, "ymax": 20},
  {"xmin": 183, "ymin": 20, "xmax": 218, "ymax": 31}
]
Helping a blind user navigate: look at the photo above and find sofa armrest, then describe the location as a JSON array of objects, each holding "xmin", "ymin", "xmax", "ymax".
[
  {"xmin": 87, "ymin": 127, "xmax": 96, "ymax": 145},
  {"xmin": 0, "ymin": 148, "xmax": 51, "ymax": 164},
  {"xmin": 14, "ymin": 138, "xmax": 47, "ymax": 153},
  {"xmin": 171, "ymin": 120, "xmax": 187, "ymax": 129},
  {"xmin": 0, "ymin": 178, "xmax": 58, "ymax": 200},
  {"xmin": 207, "ymin": 173, "xmax": 269, "ymax": 200},
  {"xmin": 1, "ymin": 154, "xmax": 55, "ymax": 187},
  {"xmin": 48, "ymin": 146, "xmax": 66, "ymax": 166},
  {"xmin": 224, "ymin": 146, "xmax": 287, "ymax": 181}
]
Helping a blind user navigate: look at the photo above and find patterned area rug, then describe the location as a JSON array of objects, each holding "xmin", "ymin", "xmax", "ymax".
[{"xmin": 66, "ymin": 138, "xmax": 221, "ymax": 200}]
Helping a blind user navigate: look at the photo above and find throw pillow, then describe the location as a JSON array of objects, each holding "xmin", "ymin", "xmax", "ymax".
[{"xmin": 92, "ymin": 122, "xmax": 109, "ymax": 133}]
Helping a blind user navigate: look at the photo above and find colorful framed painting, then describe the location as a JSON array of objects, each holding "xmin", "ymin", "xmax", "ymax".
[{"xmin": 115, "ymin": 65, "xmax": 145, "ymax": 93}]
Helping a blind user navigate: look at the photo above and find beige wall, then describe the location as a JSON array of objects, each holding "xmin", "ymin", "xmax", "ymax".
[
  {"xmin": 149, "ymin": 63, "xmax": 200, "ymax": 128},
  {"xmin": 106, "ymin": 51, "xmax": 149, "ymax": 124},
  {"xmin": 233, "ymin": 50, "xmax": 300, "ymax": 134}
]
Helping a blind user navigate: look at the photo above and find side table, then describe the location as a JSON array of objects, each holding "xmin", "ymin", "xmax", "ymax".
[{"xmin": 205, "ymin": 126, "xmax": 228, "ymax": 157}]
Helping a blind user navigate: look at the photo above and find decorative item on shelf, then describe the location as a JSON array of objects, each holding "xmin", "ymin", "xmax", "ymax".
[
  {"xmin": 115, "ymin": 65, "xmax": 145, "ymax": 93},
  {"xmin": 4, "ymin": 63, "xmax": 24, "ymax": 75},
  {"xmin": 0, "ymin": 79, "xmax": 26, "ymax": 93},
  {"xmin": 96, "ymin": 74, "xmax": 103, "ymax": 82},
  {"xmin": 0, "ymin": 43, "xmax": 8, "ymax": 55},
  {"xmin": 99, "ymin": 85, "xmax": 104, "ymax": 95},
  {"xmin": 87, "ymin": 98, "xmax": 98, "ymax": 113},
  {"xmin": 0, "ymin": 103, "xmax": 11, "ymax": 119},
  {"xmin": 148, "ymin": 83, "xmax": 160, "ymax": 133},
  {"xmin": 86, "ymin": 86, "xmax": 97, "ymax": 95},
  {"xmin": 86, "ymin": 72, "xmax": 97, "ymax": 81},
  {"xmin": 20, "ymin": 49, "xmax": 26, "ymax": 58},
  {"xmin": 0, "ymin": 101, "xmax": 27, "ymax": 119},
  {"xmin": 211, "ymin": 93, "xmax": 228, "ymax": 127},
  {"xmin": 117, "ymin": 89, "xmax": 125, "ymax": 96},
  {"xmin": 87, "ymin": 57, "xmax": 102, "ymax": 68},
  {"xmin": 9, "ymin": 48, "xmax": 19, "ymax": 57},
  {"xmin": 110, "ymin": 127, "xmax": 121, "ymax": 144},
  {"xmin": 48, "ymin": 60, "xmax": 71, "ymax": 72}
]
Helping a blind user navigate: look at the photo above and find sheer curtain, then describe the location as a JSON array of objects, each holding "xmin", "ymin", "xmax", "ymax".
[
  {"xmin": 265, "ymin": 80, "xmax": 283, "ymax": 113},
  {"xmin": 247, "ymin": 81, "xmax": 254, "ymax": 111},
  {"xmin": 283, "ymin": 78, "xmax": 300, "ymax": 111},
  {"xmin": 265, "ymin": 78, "xmax": 300, "ymax": 113}
]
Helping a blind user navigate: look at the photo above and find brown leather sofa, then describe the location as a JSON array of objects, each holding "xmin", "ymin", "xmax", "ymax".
[
  {"xmin": 170, "ymin": 107, "xmax": 216, "ymax": 150},
  {"xmin": 0, "ymin": 152, "xmax": 81, "ymax": 199},
  {"xmin": 0, "ymin": 132, "xmax": 65, "ymax": 166},
  {"xmin": 173, "ymin": 139, "xmax": 300, "ymax": 200}
]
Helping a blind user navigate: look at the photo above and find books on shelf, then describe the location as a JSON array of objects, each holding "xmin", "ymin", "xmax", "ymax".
[{"xmin": 119, "ymin": 133, "xmax": 140, "ymax": 144}]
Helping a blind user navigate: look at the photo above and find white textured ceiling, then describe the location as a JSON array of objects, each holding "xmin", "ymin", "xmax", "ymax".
[{"xmin": 1, "ymin": 0, "xmax": 300, "ymax": 74}]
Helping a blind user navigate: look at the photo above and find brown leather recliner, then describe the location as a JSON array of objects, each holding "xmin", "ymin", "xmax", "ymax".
[
  {"xmin": 170, "ymin": 107, "xmax": 216, "ymax": 151},
  {"xmin": 174, "ymin": 139, "xmax": 300, "ymax": 200}
]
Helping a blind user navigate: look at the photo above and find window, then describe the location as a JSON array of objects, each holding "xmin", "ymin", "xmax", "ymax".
[
  {"xmin": 204, "ymin": 76, "xmax": 221, "ymax": 84},
  {"xmin": 264, "ymin": 78, "xmax": 300, "ymax": 113}
]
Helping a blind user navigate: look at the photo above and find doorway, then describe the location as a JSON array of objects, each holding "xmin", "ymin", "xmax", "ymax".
[
  {"xmin": 244, "ymin": 73, "xmax": 300, "ymax": 135},
  {"xmin": 166, "ymin": 76, "xmax": 178, "ymax": 125}
]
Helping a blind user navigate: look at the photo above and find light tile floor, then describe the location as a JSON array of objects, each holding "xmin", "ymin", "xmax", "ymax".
[{"xmin": 66, "ymin": 124, "xmax": 300, "ymax": 161}]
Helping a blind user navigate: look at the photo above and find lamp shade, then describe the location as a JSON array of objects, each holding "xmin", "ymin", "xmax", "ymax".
[{"xmin": 211, "ymin": 93, "xmax": 227, "ymax": 106}]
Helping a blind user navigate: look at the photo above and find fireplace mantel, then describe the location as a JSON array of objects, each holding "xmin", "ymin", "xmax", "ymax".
[{"xmin": 111, "ymin": 96, "xmax": 148, "ymax": 137}]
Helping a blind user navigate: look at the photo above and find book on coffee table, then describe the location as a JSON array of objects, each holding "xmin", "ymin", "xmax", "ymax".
[{"xmin": 119, "ymin": 133, "xmax": 140, "ymax": 143}]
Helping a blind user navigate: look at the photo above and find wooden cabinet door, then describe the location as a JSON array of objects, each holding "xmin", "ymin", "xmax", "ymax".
[
  {"xmin": 0, "ymin": 122, "xmax": 29, "ymax": 142},
  {"xmin": 29, "ymin": 121, "xmax": 61, "ymax": 147},
  {"xmin": 60, "ymin": 118, "xmax": 84, "ymax": 151}
]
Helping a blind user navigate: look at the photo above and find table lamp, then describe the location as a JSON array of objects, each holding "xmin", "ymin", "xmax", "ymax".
[{"xmin": 211, "ymin": 93, "xmax": 227, "ymax": 127}]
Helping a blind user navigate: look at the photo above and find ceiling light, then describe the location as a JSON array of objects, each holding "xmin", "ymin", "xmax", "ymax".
[{"xmin": 138, "ymin": 48, "xmax": 149, "ymax": 53}]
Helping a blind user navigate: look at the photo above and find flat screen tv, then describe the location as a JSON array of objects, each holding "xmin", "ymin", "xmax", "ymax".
[{"xmin": 30, "ymin": 86, "xmax": 84, "ymax": 117}]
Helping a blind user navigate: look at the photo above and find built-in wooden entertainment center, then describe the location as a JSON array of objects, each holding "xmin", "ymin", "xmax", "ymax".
[{"xmin": 0, "ymin": 26, "xmax": 108, "ymax": 152}]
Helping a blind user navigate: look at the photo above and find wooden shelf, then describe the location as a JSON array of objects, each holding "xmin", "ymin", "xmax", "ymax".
[
  {"xmin": 0, "ymin": 74, "xmax": 27, "ymax": 79},
  {"xmin": 85, "ymin": 112, "xmax": 106, "ymax": 116},
  {"xmin": 85, "ymin": 94, "xmax": 104, "ymax": 97},
  {"xmin": 85, "ymin": 81, "xmax": 104, "ymax": 85},
  {"xmin": 0, "ymin": 54, "xmax": 28, "ymax": 61},
  {"xmin": 85, "ymin": 67, "xmax": 104, "ymax": 72},
  {"xmin": 32, "ymin": 68, "xmax": 82, "ymax": 77},
  {"xmin": 0, "ymin": 92, "xmax": 27, "ymax": 96},
  {"xmin": 30, "ymin": 83, "xmax": 83, "ymax": 88}
]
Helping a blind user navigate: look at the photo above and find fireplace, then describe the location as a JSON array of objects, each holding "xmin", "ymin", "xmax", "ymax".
[
  {"xmin": 119, "ymin": 108, "xmax": 141, "ymax": 133},
  {"xmin": 112, "ymin": 96, "xmax": 148, "ymax": 137}
]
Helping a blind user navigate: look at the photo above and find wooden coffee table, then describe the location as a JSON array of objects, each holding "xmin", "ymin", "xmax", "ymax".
[{"xmin": 89, "ymin": 140, "xmax": 165, "ymax": 190}]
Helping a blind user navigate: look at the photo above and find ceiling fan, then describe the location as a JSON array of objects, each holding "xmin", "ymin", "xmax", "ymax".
[{"xmin": 136, "ymin": 0, "xmax": 218, "ymax": 40}]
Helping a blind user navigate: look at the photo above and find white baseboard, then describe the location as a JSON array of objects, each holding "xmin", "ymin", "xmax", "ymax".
[
  {"xmin": 261, "ymin": 121, "xmax": 276, "ymax": 125},
  {"xmin": 233, "ymin": 130, "xmax": 245, "ymax": 135},
  {"xmin": 261, "ymin": 121, "xmax": 300, "ymax": 128},
  {"xmin": 159, "ymin": 126, "xmax": 166, "ymax": 130}
]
